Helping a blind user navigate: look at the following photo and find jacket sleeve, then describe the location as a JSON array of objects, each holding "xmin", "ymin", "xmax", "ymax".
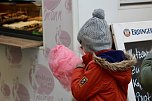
[{"xmin": 71, "ymin": 62, "xmax": 103, "ymax": 101}]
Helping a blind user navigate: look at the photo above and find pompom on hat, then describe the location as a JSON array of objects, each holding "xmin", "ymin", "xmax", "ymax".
[{"xmin": 77, "ymin": 8, "xmax": 112, "ymax": 52}]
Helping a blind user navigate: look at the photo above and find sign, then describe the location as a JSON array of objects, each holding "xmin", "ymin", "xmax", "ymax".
[{"xmin": 111, "ymin": 20, "xmax": 152, "ymax": 101}]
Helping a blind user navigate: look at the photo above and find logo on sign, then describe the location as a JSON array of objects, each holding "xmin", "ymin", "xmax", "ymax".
[
  {"xmin": 131, "ymin": 28, "xmax": 152, "ymax": 35},
  {"xmin": 123, "ymin": 28, "xmax": 152, "ymax": 37},
  {"xmin": 123, "ymin": 29, "xmax": 131, "ymax": 37}
]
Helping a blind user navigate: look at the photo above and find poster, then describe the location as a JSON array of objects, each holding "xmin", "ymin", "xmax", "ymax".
[{"xmin": 42, "ymin": 0, "xmax": 74, "ymax": 100}]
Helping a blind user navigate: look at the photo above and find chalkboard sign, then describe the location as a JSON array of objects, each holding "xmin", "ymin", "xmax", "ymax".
[
  {"xmin": 111, "ymin": 20, "xmax": 152, "ymax": 101},
  {"xmin": 125, "ymin": 40, "xmax": 152, "ymax": 101}
]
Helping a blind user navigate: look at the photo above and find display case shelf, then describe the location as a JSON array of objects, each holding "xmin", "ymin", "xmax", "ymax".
[
  {"xmin": 0, "ymin": 27, "xmax": 43, "ymax": 41},
  {"xmin": 0, "ymin": 0, "xmax": 35, "ymax": 3},
  {"xmin": 0, "ymin": 35, "xmax": 42, "ymax": 48},
  {"xmin": 0, "ymin": 1, "xmax": 43, "ymax": 43}
]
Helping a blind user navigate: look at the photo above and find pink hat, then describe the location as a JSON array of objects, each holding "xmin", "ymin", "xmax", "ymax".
[{"xmin": 48, "ymin": 45, "xmax": 82, "ymax": 91}]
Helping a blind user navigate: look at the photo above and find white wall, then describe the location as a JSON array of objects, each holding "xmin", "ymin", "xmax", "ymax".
[
  {"xmin": 73, "ymin": 0, "xmax": 152, "ymax": 54},
  {"xmin": 78, "ymin": 0, "xmax": 152, "ymax": 27}
]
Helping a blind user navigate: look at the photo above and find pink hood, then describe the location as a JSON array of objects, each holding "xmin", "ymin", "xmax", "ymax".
[{"xmin": 48, "ymin": 45, "xmax": 82, "ymax": 91}]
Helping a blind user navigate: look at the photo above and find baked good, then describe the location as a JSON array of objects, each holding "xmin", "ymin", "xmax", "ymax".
[
  {"xmin": 3, "ymin": 20, "xmax": 42, "ymax": 32},
  {"xmin": 0, "ymin": 11, "xmax": 28, "ymax": 25}
]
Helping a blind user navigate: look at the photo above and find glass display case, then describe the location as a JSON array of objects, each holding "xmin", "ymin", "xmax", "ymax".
[{"xmin": 0, "ymin": 0, "xmax": 42, "ymax": 41}]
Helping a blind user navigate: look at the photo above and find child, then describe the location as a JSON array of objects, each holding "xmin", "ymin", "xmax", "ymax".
[
  {"xmin": 48, "ymin": 45, "xmax": 82, "ymax": 91},
  {"xmin": 71, "ymin": 8, "xmax": 136, "ymax": 101}
]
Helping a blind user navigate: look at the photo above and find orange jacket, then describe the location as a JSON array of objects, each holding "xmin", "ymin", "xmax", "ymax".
[{"xmin": 71, "ymin": 50, "xmax": 136, "ymax": 101}]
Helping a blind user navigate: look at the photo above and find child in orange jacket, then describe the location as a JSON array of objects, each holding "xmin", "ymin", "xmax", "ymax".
[{"xmin": 71, "ymin": 9, "xmax": 136, "ymax": 101}]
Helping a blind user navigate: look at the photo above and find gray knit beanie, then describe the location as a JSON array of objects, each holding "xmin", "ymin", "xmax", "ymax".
[{"xmin": 77, "ymin": 9, "xmax": 112, "ymax": 52}]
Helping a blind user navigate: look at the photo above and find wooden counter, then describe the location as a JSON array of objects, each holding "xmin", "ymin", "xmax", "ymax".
[{"xmin": 0, "ymin": 35, "xmax": 43, "ymax": 48}]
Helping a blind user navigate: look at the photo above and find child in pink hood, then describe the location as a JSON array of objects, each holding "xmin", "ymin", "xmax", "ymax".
[{"xmin": 48, "ymin": 45, "xmax": 82, "ymax": 91}]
